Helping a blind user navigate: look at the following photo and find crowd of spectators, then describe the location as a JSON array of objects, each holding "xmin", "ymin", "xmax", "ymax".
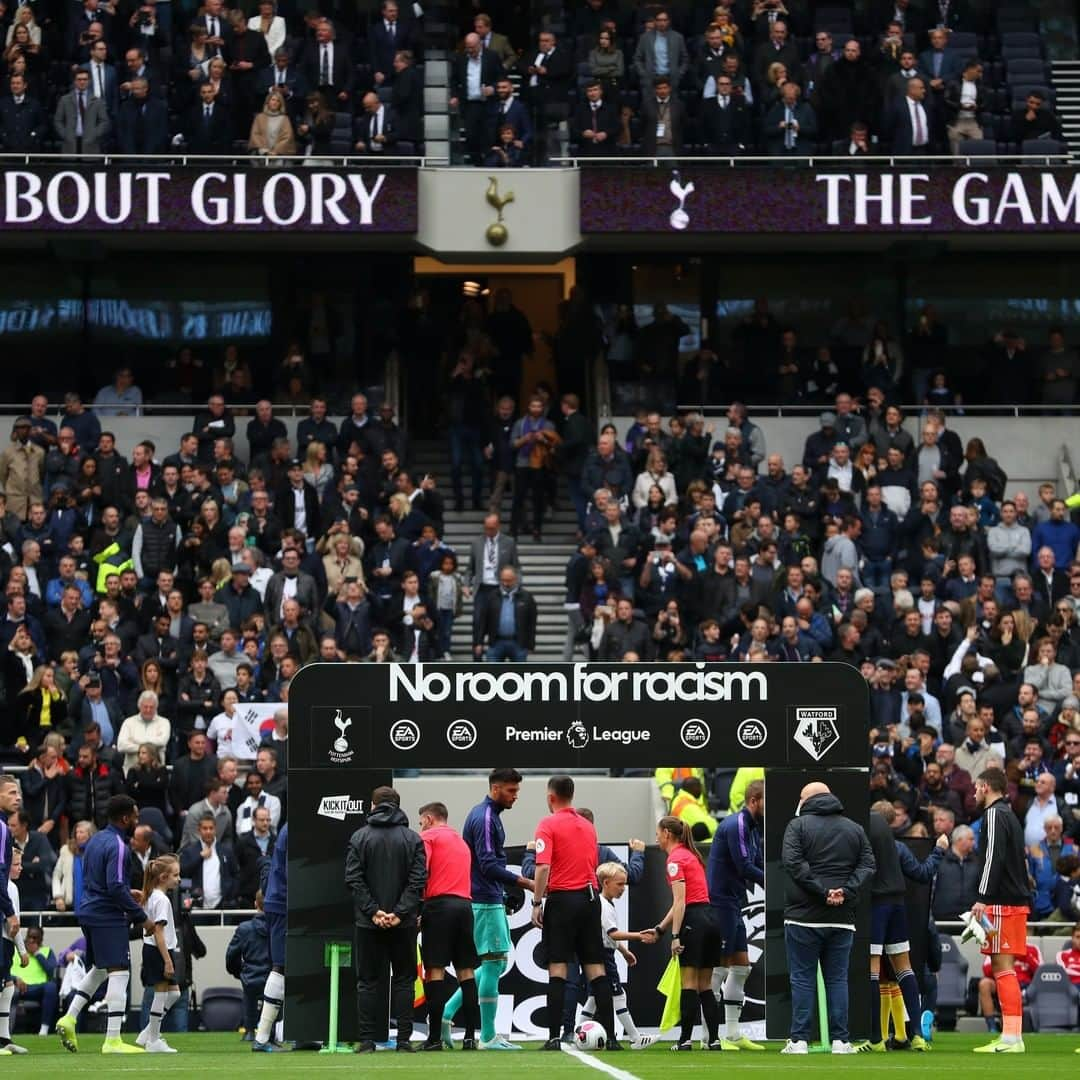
[
  {"xmin": 447, "ymin": 0, "xmax": 1064, "ymax": 163},
  {"xmin": 555, "ymin": 393, "xmax": 1080, "ymax": 925},
  {"xmin": 0, "ymin": 0, "xmax": 1064, "ymax": 161},
  {"xmin": 0, "ymin": 0, "xmax": 424, "ymax": 156}
]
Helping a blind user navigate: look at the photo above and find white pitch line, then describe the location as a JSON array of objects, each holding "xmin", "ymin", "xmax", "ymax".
[{"xmin": 560, "ymin": 1043, "xmax": 642, "ymax": 1080}]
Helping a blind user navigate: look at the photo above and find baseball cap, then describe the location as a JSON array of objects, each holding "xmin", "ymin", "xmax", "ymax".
[
  {"xmin": 231, "ymin": 562, "xmax": 251, "ymax": 575},
  {"xmin": 820, "ymin": 411, "xmax": 837, "ymax": 428}
]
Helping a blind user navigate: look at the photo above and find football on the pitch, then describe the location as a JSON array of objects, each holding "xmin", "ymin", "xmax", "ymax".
[{"xmin": 575, "ymin": 1022, "xmax": 608, "ymax": 1050}]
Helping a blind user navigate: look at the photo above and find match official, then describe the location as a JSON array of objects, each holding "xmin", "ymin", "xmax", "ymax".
[
  {"xmin": 442, "ymin": 767, "xmax": 532, "ymax": 1050},
  {"xmin": 345, "ymin": 787, "xmax": 426, "ymax": 1053},
  {"xmin": 418, "ymin": 802, "xmax": 479, "ymax": 1052},
  {"xmin": 970, "ymin": 766, "xmax": 1031, "ymax": 1054},
  {"xmin": 780, "ymin": 782, "xmax": 875, "ymax": 1056},
  {"xmin": 706, "ymin": 777, "xmax": 764, "ymax": 1050},
  {"xmin": 531, "ymin": 775, "xmax": 618, "ymax": 1051}
]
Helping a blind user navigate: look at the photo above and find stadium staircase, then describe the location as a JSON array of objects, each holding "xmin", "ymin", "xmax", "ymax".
[
  {"xmin": 420, "ymin": 0, "xmax": 454, "ymax": 162},
  {"xmin": 1051, "ymin": 60, "xmax": 1080, "ymax": 157},
  {"xmin": 412, "ymin": 440, "xmax": 578, "ymax": 660}
]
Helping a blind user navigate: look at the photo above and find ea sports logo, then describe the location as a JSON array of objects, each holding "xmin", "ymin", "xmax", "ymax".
[
  {"xmin": 389, "ymin": 719, "xmax": 420, "ymax": 750},
  {"xmin": 446, "ymin": 718, "xmax": 477, "ymax": 750},
  {"xmin": 737, "ymin": 718, "xmax": 767, "ymax": 750},
  {"xmin": 680, "ymin": 718, "xmax": 711, "ymax": 750}
]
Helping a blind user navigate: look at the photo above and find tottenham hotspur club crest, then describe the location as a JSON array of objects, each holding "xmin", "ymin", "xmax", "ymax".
[
  {"xmin": 566, "ymin": 720, "xmax": 589, "ymax": 749},
  {"xmin": 669, "ymin": 170, "xmax": 695, "ymax": 231},
  {"xmin": 793, "ymin": 707, "xmax": 840, "ymax": 762},
  {"xmin": 329, "ymin": 708, "xmax": 354, "ymax": 764}
]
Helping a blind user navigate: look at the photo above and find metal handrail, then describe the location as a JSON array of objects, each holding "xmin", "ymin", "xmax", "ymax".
[
  {"xmin": 0, "ymin": 153, "xmax": 427, "ymax": 167},
  {"xmin": 674, "ymin": 403, "xmax": 1080, "ymax": 417},
  {"xmin": 20, "ymin": 908, "xmax": 258, "ymax": 925},
  {"xmin": 554, "ymin": 153, "xmax": 1073, "ymax": 167}
]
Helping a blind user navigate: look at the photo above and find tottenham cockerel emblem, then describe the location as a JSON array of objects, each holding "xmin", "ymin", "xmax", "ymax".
[{"xmin": 329, "ymin": 708, "xmax": 354, "ymax": 764}]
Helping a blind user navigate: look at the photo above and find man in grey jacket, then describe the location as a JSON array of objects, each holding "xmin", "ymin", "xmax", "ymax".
[
  {"xmin": 781, "ymin": 782, "xmax": 875, "ymax": 1055},
  {"xmin": 986, "ymin": 500, "xmax": 1032, "ymax": 599},
  {"xmin": 632, "ymin": 9, "xmax": 688, "ymax": 88},
  {"xmin": 54, "ymin": 68, "xmax": 110, "ymax": 154}
]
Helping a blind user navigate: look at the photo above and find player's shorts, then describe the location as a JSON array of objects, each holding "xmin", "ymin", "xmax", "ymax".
[
  {"xmin": 870, "ymin": 902, "xmax": 911, "ymax": 956},
  {"xmin": 422, "ymin": 896, "xmax": 479, "ymax": 971},
  {"xmin": 679, "ymin": 903, "xmax": 726, "ymax": 970},
  {"xmin": 542, "ymin": 889, "xmax": 605, "ymax": 967},
  {"xmin": 712, "ymin": 903, "xmax": 748, "ymax": 956},
  {"xmin": 141, "ymin": 944, "xmax": 180, "ymax": 987},
  {"xmin": 0, "ymin": 939, "xmax": 12, "ymax": 983},
  {"xmin": 266, "ymin": 910, "xmax": 287, "ymax": 969},
  {"xmin": 982, "ymin": 905, "xmax": 1028, "ymax": 957},
  {"xmin": 83, "ymin": 924, "xmax": 131, "ymax": 970},
  {"xmin": 472, "ymin": 903, "xmax": 511, "ymax": 957},
  {"xmin": 602, "ymin": 950, "xmax": 622, "ymax": 994}
]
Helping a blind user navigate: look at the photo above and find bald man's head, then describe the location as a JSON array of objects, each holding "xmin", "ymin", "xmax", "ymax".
[{"xmin": 799, "ymin": 781, "xmax": 831, "ymax": 802}]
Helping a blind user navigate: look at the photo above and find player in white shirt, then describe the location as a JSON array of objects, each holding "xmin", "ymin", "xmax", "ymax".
[
  {"xmin": 1, "ymin": 849, "xmax": 29, "ymax": 1055},
  {"xmin": 136, "ymin": 856, "xmax": 182, "ymax": 1054},
  {"xmin": 579, "ymin": 862, "xmax": 655, "ymax": 1050}
]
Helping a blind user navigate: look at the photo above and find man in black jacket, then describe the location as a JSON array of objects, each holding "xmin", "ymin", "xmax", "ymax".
[
  {"xmin": 344, "ymin": 786, "xmax": 426, "ymax": 1053},
  {"xmin": 558, "ymin": 394, "xmax": 591, "ymax": 533},
  {"xmin": 571, "ymin": 81, "xmax": 618, "ymax": 156},
  {"xmin": 450, "ymin": 33, "xmax": 503, "ymax": 164},
  {"xmin": 474, "ymin": 566, "xmax": 537, "ymax": 661},
  {"xmin": 702, "ymin": 75, "xmax": 752, "ymax": 153},
  {"xmin": 781, "ymin": 782, "xmax": 875, "ymax": 1054},
  {"xmin": 65, "ymin": 743, "xmax": 124, "ymax": 829}
]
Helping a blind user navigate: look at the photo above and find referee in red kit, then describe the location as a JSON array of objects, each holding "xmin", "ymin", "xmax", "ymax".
[
  {"xmin": 418, "ymin": 802, "xmax": 480, "ymax": 1051},
  {"xmin": 531, "ymin": 775, "xmax": 618, "ymax": 1051}
]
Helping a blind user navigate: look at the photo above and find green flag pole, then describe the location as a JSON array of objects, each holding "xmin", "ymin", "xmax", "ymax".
[
  {"xmin": 318, "ymin": 942, "xmax": 354, "ymax": 1054},
  {"xmin": 808, "ymin": 963, "xmax": 831, "ymax": 1054}
]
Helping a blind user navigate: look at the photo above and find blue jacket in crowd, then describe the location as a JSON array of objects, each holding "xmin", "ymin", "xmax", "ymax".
[{"xmin": 226, "ymin": 913, "xmax": 271, "ymax": 991}]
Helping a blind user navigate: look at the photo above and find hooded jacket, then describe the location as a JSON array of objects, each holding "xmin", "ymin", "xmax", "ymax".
[
  {"xmin": 344, "ymin": 801, "xmax": 426, "ymax": 929},
  {"xmin": 781, "ymin": 792, "xmax": 875, "ymax": 927}
]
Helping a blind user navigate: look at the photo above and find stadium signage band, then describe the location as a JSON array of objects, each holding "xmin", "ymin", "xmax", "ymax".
[
  {"xmin": 289, "ymin": 661, "xmax": 870, "ymax": 771},
  {"xmin": 580, "ymin": 167, "xmax": 1080, "ymax": 233},
  {"xmin": 286, "ymin": 663, "xmax": 872, "ymax": 1043},
  {"xmin": 0, "ymin": 166, "xmax": 416, "ymax": 232}
]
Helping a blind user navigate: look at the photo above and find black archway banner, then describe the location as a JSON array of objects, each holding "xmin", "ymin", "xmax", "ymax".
[{"xmin": 285, "ymin": 662, "xmax": 871, "ymax": 1043}]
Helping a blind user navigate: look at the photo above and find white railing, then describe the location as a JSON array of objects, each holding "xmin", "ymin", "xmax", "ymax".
[{"xmin": 553, "ymin": 153, "xmax": 1073, "ymax": 167}]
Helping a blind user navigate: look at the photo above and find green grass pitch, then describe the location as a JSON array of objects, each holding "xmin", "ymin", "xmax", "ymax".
[{"xmin": 7, "ymin": 1032, "xmax": 1080, "ymax": 1078}]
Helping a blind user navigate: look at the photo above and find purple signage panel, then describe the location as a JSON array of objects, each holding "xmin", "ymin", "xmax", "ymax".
[
  {"xmin": 581, "ymin": 166, "xmax": 1080, "ymax": 233},
  {"xmin": 0, "ymin": 166, "xmax": 416, "ymax": 232}
]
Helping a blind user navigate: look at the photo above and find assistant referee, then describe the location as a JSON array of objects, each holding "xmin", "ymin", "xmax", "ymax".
[
  {"xmin": 531, "ymin": 775, "xmax": 618, "ymax": 1051},
  {"xmin": 418, "ymin": 802, "xmax": 479, "ymax": 1052}
]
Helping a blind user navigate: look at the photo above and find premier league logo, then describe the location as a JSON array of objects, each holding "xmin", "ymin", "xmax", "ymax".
[{"xmin": 566, "ymin": 720, "xmax": 590, "ymax": 749}]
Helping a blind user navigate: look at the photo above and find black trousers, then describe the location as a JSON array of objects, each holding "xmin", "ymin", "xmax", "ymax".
[
  {"xmin": 461, "ymin": 100, "xmax": 487, "ymax": 164},
  {"xmin": 511, "ymin": 466, "xmax": 545, "ymax": 535},
  {"xmin": 354, "ymin": 923, "xmax": 418, "ymax": 1043}
]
